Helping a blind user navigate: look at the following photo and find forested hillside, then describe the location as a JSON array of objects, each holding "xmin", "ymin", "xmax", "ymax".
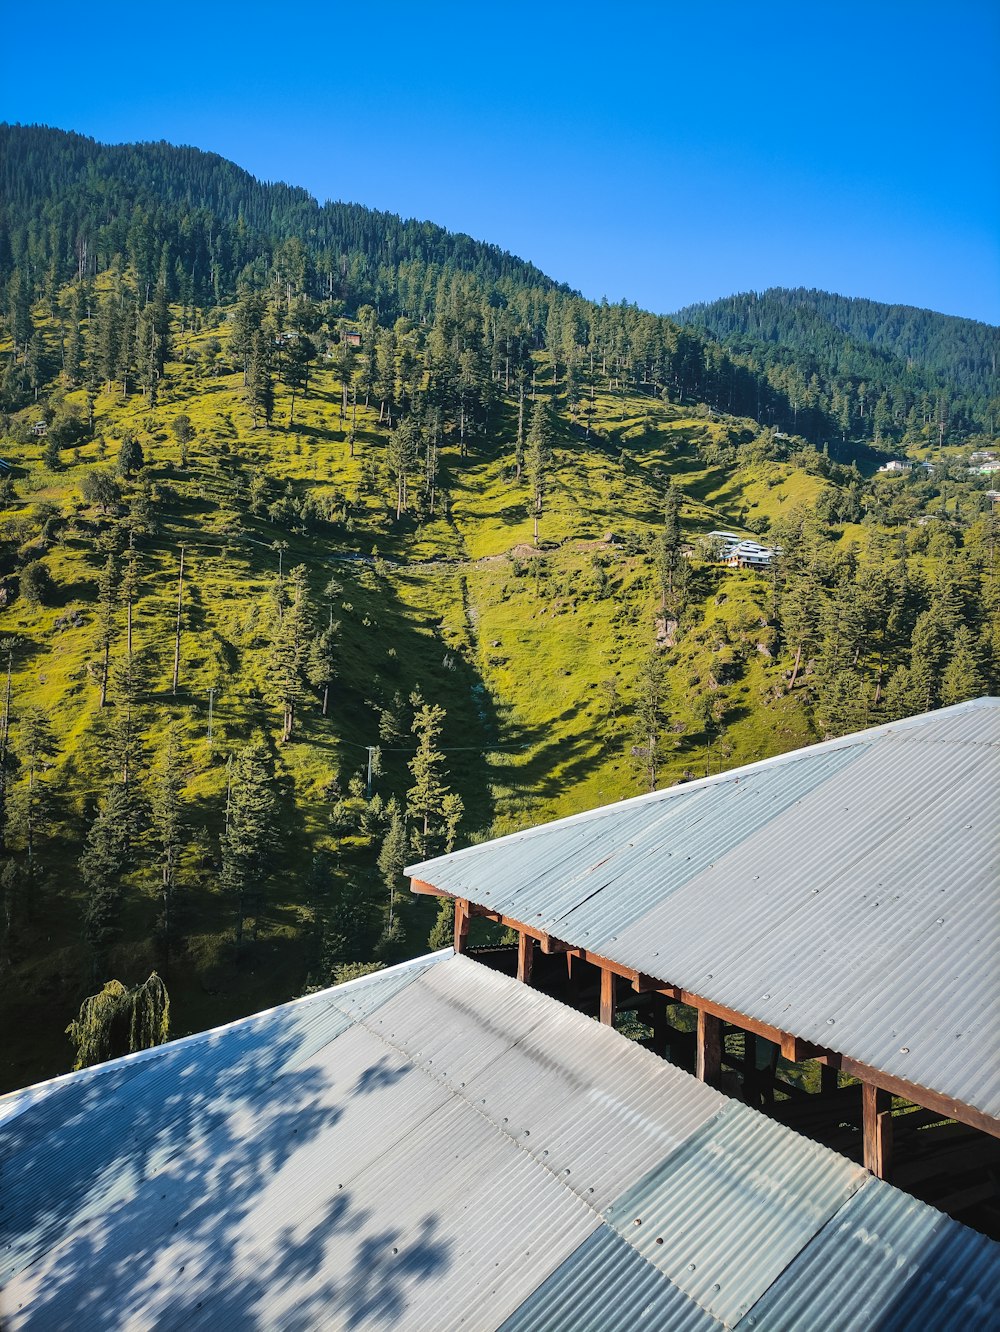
[
  {"xmin": 674, "ymin": 287, "xmax": 1000, "ymax": 449},
  {"xmin": 0, "ymin": 124, "xmax": 997, "ymax": 1091}
]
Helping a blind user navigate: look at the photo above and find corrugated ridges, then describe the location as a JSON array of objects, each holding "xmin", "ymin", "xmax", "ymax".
[
  {"xmin": 0, "ymin": 955, "xmax": 439, "ymax": 1285},
  {"xmin": 610, "ymin": 736, "xmax": 1000, "ymax": 1115},
  {"xmin": 735, "ymin": 1175, "xmax": 1000, "ymax": 1330},
  {"xmin": 606, "ymin": 1101, "xmax": 866, "ymax": 1326},
  {"xmin": 499, "ymin": 1225, "xmax": 721, "ymax": 1331},
  {"xmin": 2, "ymin": 950, "xmax": 998, "ymax": 1331}
]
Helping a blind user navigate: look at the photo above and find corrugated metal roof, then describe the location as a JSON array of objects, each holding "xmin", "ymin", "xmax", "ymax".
[
  {"xmin": 2, "ymin": 952, "xmax": 997, "ymax": 1330},
  {"xmin": 735, "ymin": 1174, "xmax": 1000, "ymax": 1330},
  {"xmin": 408, "ymin": 699, "xmax": 1000, "ymax": 1119},
  {"xmin": 605, "ymin": 1102, "xmax": 865, "ymax": 1326},
  {"xmin": 499, "ymin": 1225, "xmax": 719, "ymax": 1332}
]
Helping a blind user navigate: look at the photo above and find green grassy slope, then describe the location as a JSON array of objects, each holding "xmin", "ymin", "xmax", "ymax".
[{"xmin": 0, "ymin": 302, "xmax": 994, "ymax": 1092}]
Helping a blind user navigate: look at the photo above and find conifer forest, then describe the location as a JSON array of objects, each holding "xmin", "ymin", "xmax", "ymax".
[{"xmin": 1, "ymin": 123, "xmax": 998, "ymax": 1089}]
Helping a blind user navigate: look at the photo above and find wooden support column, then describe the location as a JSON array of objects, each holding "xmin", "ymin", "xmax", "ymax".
[
  {"xmin": 517, "ymin": 930, "xmax": 534, "ymax": 985},
  {"xmin": 743, "ymin": 1031, "xmax": 757, "ymax": 1100},
  {"xmin": 696, "ymin": 1010, "xmax": 723, "ymax": 1086},
  {"xmin": 453, "ymin": 898, "xmax": 470, "ymax": 955},
  {"xmin": 599, "ymin": 967, "xmax": 617, "ymax": 1026},
  {"xmin": 651, "ymin": 993, "xmax": 668, "ymax": 1058},
  {"xmin": 566, "ymin": 950, "xmax": 580, "ymax": 1002},
  {"xmin": 862, "ymin": 1083, "xmax": 893, "ymax": 1180}
]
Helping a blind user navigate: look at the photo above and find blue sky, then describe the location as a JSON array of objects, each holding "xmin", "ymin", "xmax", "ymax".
[{"xmin": 4, "ymin": 1, "xmax": 998, "ymax": 323}]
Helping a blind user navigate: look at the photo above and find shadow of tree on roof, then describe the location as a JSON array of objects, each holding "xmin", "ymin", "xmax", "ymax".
[{"xmin": 0, "ymin": 982, "xmax": 453, "ymax": 1329}]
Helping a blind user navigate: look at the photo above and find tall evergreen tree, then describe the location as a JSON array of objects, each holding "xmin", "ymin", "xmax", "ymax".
[
  {"xmin": 525, "ymin": 400, "xmax": 552, "ymax": 545},
  {"xmin": 220, "ymin": 740, "xmax": 277, "ymax": 950}
]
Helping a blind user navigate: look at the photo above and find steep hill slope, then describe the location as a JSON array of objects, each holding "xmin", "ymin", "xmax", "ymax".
[{"xmin": 0, "ymin": 127, "xmax": 997, "ymax": 1092}]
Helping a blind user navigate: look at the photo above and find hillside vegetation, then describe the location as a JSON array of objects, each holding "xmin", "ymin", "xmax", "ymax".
[{"xmin": 0, "ymin": 126, "xmax": 997, "ymax": 1090}]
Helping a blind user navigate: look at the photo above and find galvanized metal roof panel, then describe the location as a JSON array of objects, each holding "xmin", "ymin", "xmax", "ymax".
[
  {"xmin": 735, "ymin": 1174, "xmax": 1000, "ymax": 1331},
  {"xmin": 3, "ymin": 951, "xmax": 998, "ymax": 1330},
  {"xmin": 410, "ymin": 700, "xmax": 1000, "ymax": 1118},
  {"xmin": 499, "ymin": 1225, "xmax": 721, "ymax": 1332},
  {"xmin": 605, "ymin": 1101, "xmax": 866, "ymax": 1327},
  {"xmin": 611, "ymin": 735, "xmax": 1000, "ymax": 1115}
]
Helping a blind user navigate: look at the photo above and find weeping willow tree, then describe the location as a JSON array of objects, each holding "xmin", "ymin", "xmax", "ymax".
[{"xmin": 66, "ymin": 971, "xmax": 170, "ymax": 1070}]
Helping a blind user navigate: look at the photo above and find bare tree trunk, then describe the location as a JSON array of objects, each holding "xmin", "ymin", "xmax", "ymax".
[
  {"xmin": 172, "ymin": 547, "xmax": 185, "ymax": 694},
  {"xmin": 789, "ymin": 643, "xmax": 803, "ymax": 690}
]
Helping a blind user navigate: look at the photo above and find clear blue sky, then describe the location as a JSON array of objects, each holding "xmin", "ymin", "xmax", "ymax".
[{"xmin": 4, "ymin": 1, "xmax": 999, "ymax": 323}]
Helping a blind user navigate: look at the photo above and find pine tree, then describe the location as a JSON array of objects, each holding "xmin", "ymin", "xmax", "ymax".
[
  {"xmin": 246, "ymin": 329, "xmax": 274, "ymax": 427},
  {"xmin": 386, "ymin": 416, "xmax": 419, "ymax": 519},
  {"xmin": 266, "ymin": 565, "xmax": 313, "ymax": 740},
  {"xmin": 8, "ymin": 706, "xmax": 57, "ymax": 877},
  {"xmin": 95, "ymin": 554, "xmax": 119, "ymax": 707},
  {"xmin": 151, "ymin": 723, "xmax": 185, "ymax": 954},
  {"xmin": 117, "ymin": 431, "xmax": 144, "ymax": 477},
  {"xmin": 377, "ymin": 797, "xmax": 408, "ymax": 928},
  {"xmin": 525, "ymin": 400, "xmax": 552, "ymax": 545},
  {"xmin": 406, "ymin": 703, "xmax": 452, "ymax": 860},
  {"xmin": 940, "ymin": 626, "xmax": 987, "ymax": 706},
  {"xmin": 634, "ymin": 654, "xmax": 669, "ymax": 790},
  {"xmin": 307, "ymin": 617, "xmax": 339, "ymax": 717},
  {"xmin": 653, "ymin": 481, "xmax": 683, "ymax": 611},
  {"xmin": 80, "ymin": 783, "xmax": 136, "ymax": 968},
  {"xmin": 220, "ymin": 740, "xmax": 277, "ymax": 949}
]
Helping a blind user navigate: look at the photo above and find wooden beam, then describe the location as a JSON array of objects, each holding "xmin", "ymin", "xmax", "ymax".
[
  {"xmin": 410, "ymin": 878, "xmax": 450, "ymax": 898},
  {"xmin": 743, "ymin": 1031, "xmax": 757, "ymax": 1093},
  {"xmin": 780, "ymin": 1032, "xmax": 821, "ymax": 1063},
  {"xmin": 697, "ymin": 1010, "xmax": 723, "ymax": 1086},
  {"xmin": 862, "ymin": 1083, "xmax": 893, "ymax": 1179},
  {"xmin": 600, "ymin": 968, "xmax": 617, "ymax": 1026},
  {"xmin": 540, "ymin": 934, "xmax": 572, "ymax": 955},
  {"xmin": 517, "ymin": 931, "xmax": 534, "ymax": 985},
  {"xmin": 453, "ymin": 899, "xmax": 470, "ymax": 955},
  {"xmin": 631, "ymin": 973, "xmax": 663, "ymax": 993},
  {"xmin": 829, "ymin": 1053, "xmax": 1000, "ymax": 1143}
]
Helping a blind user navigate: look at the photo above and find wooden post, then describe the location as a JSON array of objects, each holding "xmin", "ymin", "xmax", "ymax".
[
  {"xmin": 697, "ymin": 1010, "xmax": 723, "ymax": 1086},
  {"xmin": 821, "ymin": 1062, "xmax": 839, "ymax": 1096},
  {"xmin": 517, "ymin": 931, "xmax": 534, "ymax": 985},
  {"xmin": 743, "ymin": 1030, "xmax": 757, "ymax": 1102},
  {"xmin": 651, "ymin": 993, "xmax": 668, "ymax": 1057},
  {"xmin": 862, "ymin": 1083, "xmax": 893, "ymax": 1179},
  {"xmin": 566, "ymin": 950, "xmax": 580, "ymax": 1003},
  {"xmin": 453, "ymin": 899, "xmax": 470, "ymax": 955},
  {"xmin": 600, "ymin": 967, "xmax": 616, "ymax": 1026}
]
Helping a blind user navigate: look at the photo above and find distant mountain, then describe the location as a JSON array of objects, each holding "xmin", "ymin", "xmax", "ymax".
[
  {"xmin": 1, "ymin": 124, "xmax": 995, "ymax": 452},
  {"xmin": 0, "ymin": 122, "xmax": 569, "ymax": 304},
  {"xmin": 673, "ymin": 288, "xmax": 999, "ymax": 443}
]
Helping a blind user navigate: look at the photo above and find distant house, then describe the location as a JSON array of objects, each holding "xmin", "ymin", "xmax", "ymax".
[
  {"xmin": 985, "ymin": 489, "xmax": 1000, "ymax": 503},
  {"xmin": 31, "ymin": 422, "xmax": 47, "ymax": 437},
  {"xmin": 0, "ymin": 458, "xmax": 12, "ymax": 474},
  {"xmin": 708, "ymin": 530, "xmax": 781, "ymax": 570},
  {"xmin": 878, "ymin": 459, "xmax": 912, "ymax": 474},
  {"xmin": 970, "ymin": 449, "xmax": 998, "ymax": 463},
  {"xmin": 343, "ymin": 330, "xmax": 362, "ymax": 347}
]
